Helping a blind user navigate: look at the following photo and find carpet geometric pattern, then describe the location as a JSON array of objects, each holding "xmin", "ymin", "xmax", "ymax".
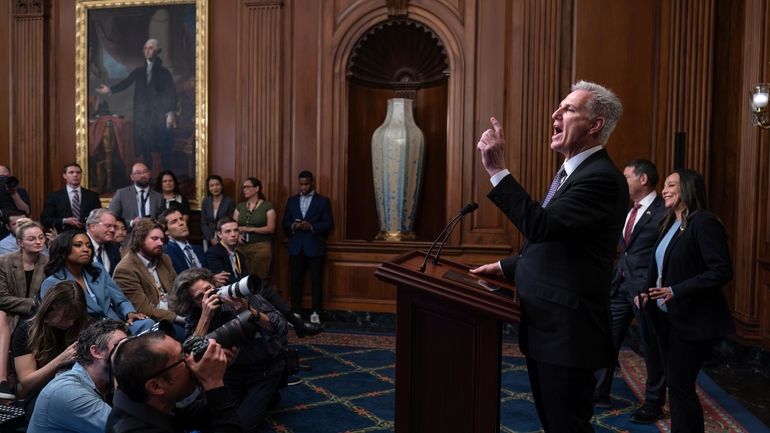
[{"xmin": 256, "ymin": 332, "xmax": 762, "ymax": 433}]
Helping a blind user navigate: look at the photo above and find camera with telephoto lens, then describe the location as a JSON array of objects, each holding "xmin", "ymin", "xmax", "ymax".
[
  {"xmin": 0, "ymin": 176, "xmax": 19, "ymax": 194},
  {"xmin": 182, "ymin": 310, "xmax": 261, "ymax": 361},
  {"xmin": 216, "ymin": 275, "xmax": 262, "ymax": 300}
]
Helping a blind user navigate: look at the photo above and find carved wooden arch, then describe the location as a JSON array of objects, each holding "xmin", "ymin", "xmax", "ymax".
[{"xmin": 328, "ymin": 1, "xmax": 467, "ymax": 240}]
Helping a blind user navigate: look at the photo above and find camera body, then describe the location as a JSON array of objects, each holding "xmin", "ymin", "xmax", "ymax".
[
  {"xmin": 182, "ymin": 310, "xmax": 261, "ymax": 360},
  {"xmin": 0, "ymin": 176, "xmax": 19, "ymax": 194}
]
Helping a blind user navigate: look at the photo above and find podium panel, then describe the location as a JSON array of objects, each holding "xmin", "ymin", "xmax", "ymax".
[{"xmin": 375, "ymin": 251, "xmax": 519, "ymax": 433}]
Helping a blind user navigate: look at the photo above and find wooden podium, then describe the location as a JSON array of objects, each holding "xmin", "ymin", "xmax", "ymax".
[{"xmin": 375, "ymin": 251, "xmax": 519, "ymax": 433}]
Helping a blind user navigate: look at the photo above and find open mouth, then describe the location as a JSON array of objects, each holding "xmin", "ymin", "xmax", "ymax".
[{"xmin": 552, "ymin": 124, "xmax": 563, "ymax": 140}]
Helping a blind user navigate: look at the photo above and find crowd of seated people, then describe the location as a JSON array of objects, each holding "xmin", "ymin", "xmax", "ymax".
[{"xmin": 0, "ymin": 164, "xmax": 324, "ymax": 431}]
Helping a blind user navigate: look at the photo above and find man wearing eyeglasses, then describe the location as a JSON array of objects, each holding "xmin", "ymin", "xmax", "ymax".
[
  {"xmin": 86, "ymin": 209, "xmax": 122, "ymax": 276},
  {"xmin": 107, "ymin": 326, "xmax": 240, "ymax": 433},
  {"xmin": 108, "ymin": 163, "xmax": 165, "ymax": 228},
  {"xmin": 27, "ymin": 320, "xmax": 129, "ymax": 433}
]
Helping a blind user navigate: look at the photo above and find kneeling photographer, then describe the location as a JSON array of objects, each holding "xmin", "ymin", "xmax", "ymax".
[{"xmin": 173, "ymin": 268, "xmax": 288, "ymax": 432}]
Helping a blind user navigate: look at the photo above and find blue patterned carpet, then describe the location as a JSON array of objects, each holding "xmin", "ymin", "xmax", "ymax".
[{"xmin": 256, "ymin": 332, "xmax": 767, "ymax": 433}]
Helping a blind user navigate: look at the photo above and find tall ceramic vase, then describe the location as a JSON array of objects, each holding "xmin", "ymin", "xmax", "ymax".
[{"xmin": 371, "ymin": 98, "xmax": 425, "ymax": 241}]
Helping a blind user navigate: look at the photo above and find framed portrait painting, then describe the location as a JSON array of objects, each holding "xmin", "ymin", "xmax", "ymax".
[{"xmin": 75, "ymin": 0, "xmax": 208, "ymax": 208}]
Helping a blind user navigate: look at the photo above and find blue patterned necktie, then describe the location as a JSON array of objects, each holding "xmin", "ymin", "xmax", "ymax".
[{"xmin": 541, "ymin": 166, "xmax": 567, "ymax": 208}]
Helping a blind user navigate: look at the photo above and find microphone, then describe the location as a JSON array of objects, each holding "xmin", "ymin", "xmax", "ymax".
[{"xmin": 418, "ymin": 203, "xmax": 479, "ymax": 273}]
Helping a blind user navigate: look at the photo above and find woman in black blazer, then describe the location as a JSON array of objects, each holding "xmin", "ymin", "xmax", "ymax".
[
  {"xmin": 200, "ymin": 174, "xmax": 235, "ymax": 250},
  {"xmin": 638, "ymin": 168, "xmax": 733, "ymax": 433}
]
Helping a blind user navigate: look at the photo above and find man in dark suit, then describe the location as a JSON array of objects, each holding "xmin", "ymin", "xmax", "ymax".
[
  {"xmin": 41, "ymin": 162, "xmax": 102, "ymax": 232},
  {"xmin": 472, "ymin": 81, "xmax": 628, "ymax": 432},
  {"xmin": 158, "ymin": 208, "xmax": 207, "ymax": 274},
  {"xmin": 282, "ymin": 170, "xmax": 334, "ymax": 321},
  {"xmin": 593, "ymin": 159, "xmax": 667, "ymax": 423},
  {"xmin": 96, "ymin": 38, "xmax": 177, "ymax": 171},
  {"xmin": 86, "ymin": 209, "xmax": 122, "ymax": 276},
  {"xmin": 206, "ymin": 217, "xmax": 321, "ymax": 338},
  {"xmin": 108, "ymin": 163, "xmax": 164, "ymax": 228}
]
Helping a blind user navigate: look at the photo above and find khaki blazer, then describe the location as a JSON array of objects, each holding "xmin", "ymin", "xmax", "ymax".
[
  {"xmin": 112, "ymin": 251, "xmax": 177, "ymax": 322},
  {"xmin": 0, "ymin": 251, "xmax": 48, "ymax": 330}
]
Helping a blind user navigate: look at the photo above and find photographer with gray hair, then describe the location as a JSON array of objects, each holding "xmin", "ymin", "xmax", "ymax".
[{"xmin": 173, "ymin": 268, "xmax": 288, "ymax": 432}]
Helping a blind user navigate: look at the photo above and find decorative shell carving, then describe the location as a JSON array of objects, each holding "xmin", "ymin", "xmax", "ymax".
[{"xmin": 348, "ymin": 19, "xmax": 449, "ymax": 94}]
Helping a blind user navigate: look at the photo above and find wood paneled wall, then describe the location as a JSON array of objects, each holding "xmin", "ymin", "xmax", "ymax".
[{"xmin": 2, "ymin": 0, "xmax": 770, "ymax": 349}]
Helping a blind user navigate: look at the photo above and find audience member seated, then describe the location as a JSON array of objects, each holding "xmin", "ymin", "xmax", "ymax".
[
  {"xmin": 113, "ymin": 217, "xmax": 129, "ymax": 257},
  {"xmin": 154, "ymin": 170, "xmax": 191, "ymax": 219},
  {"xmin": 158, "ymin": 208, "xmax": 206, "ymax": 274},
  {"xmin": 12, "ymin": 281, "xmax": 90, "ymax": 419},
  {"xmin": 40, "ymin": 230, "xmax": 155, "ymax": 334},
  {"xmin": 233, "ymin": 177, "xmax": 276, "ymax": 279},
  {"xmin": 200, "ymin": 174, "xmax": 235, "ymax": 250},
  {"xmin": 0, "ymin": 221, "xmax": 48, "ymax": 399},
  {"xmin": 0, "ymin": 210, "xmax": 29, "ymax": 255},
  {"xmin": 206, "ymin": 217, "xmax": 321, "ymax": 338},
  {"xmin": 174, "ymin": 268, "xmax": 287, "ymax": 432},
  {"xmin": 27, "ymin": 319, "xmax": 128, "ymax": 433},
  {"xmin": 85, "ymin": 209, "xmax": 122, "ymax": 276},
  {"xmin": 112, "ymin": 219, "xmax": 184, "ymax": 338},
  {"xmin": 107, "ymin": 324, "xmax": 241, "ymax": 433}
]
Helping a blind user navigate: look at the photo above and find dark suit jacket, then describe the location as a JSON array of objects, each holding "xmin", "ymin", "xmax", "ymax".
[
  {"xmin": 91, "ymin": 240, "xmax": 123, "ymax": 277},
  {"xmin": 282, "ymin": 193, "xmax": 333, "ymax": 257},
  {"xmin": 41, "ymin": 187, "xmax": 102, "ymax": 231},
  {"xmin": 112, "ymin": 252, "xmax": 177, "ymax": 322},
  {"xmin": 205, "ymin": 243, "xmax": 246, "ymax": 284},
  {"xmin": 109, "ymin": 58, "xmax": 176, "ymax": 159},
  {"xmin": 0, "ymin": 251, "xmax": 47, "ymax": 330},
  {"xmin": 488, "ymin": 149, "xmax": 628, "ymax": 369},
  {"xmin": 645, "ymin": 211, "xmax": 734, "ymax": 341},
  {"xmin": 200, "ymin": 195, "xmax": 236, "ymax": 244},
  {"xmin": 108, "ymin": 186, "xmax": 165, "ymax": 224},
  {"xmin": 612, "ymin": 195, "xmax": 666, "ymax": 299},
  {"xmin": 164, "ymin": 240, "xmax": 207, "ymax": 274}
]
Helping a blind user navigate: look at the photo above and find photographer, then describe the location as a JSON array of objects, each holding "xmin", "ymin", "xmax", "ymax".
[
  {"xmin": 107, "ymin": 327, "xmax": 241, "ymax": 433},
  {"xmin": 173, "ymin": 268, "xmax": 288, "ymax": 432},
  {"xmin": 0, "ymin": 164, "xmax": 31, "ymax": 218}
]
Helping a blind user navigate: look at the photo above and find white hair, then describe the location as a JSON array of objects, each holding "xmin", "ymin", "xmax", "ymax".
[{"xmin": 571, "ymin": 80, "xmax": 623, "ymax": 144}]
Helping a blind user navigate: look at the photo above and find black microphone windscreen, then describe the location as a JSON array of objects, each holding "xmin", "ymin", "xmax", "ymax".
[{"xmin": 461, "ymin": 202, "xmax": 479, "ymax": 215}]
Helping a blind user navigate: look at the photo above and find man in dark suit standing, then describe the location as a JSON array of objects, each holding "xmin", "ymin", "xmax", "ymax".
[
  {"xmin": 108, "ymin": 163, "xmax": 164, "ymax": 228},
  {"xmin": 282, "ymin": 170, "xmax": 334, "ymax": 322},
  {"xmin": 472, "ymin": 81, "xmax": 628, "ymax": 432},
  {"xmin": 96, "ymin": 38, "xmax": 177, "ymax": 171},
  {"xmin": 41, "ymin": 162, "xmax": 102, "ymax": 232},
  {"xmin": 593, "ymin": 159, "xmax": 668, "ymax": 423}
]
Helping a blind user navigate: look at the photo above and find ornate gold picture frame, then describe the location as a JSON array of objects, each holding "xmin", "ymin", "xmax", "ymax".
[{"xmin": 75, "ymin": 0, "xmax": 208, "ymax": 209}]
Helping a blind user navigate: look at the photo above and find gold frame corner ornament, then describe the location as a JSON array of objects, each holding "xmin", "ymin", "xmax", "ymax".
[{"xmin": 75, "ymin": 0, "xmax": 209, "ymax": 210}]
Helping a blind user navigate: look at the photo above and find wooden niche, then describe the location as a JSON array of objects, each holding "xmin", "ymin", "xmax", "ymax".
[{"xmin": 345, "ymin": 19, "xmax": 449, "ymax": 242}]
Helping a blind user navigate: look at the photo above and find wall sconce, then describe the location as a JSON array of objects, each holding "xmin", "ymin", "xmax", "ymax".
[{"xmin": 751, "ymin": 84, "xmax": 770, "ymax": 129}]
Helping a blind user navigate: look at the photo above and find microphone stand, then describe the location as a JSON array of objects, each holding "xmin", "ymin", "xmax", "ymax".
[
  {"xmin": 433, "ymin": 203, "xmax": 478, "ymax": 266},
  {"xmin": 418, "ymin": 203, "xmax": 478, "ymax": 273}
]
